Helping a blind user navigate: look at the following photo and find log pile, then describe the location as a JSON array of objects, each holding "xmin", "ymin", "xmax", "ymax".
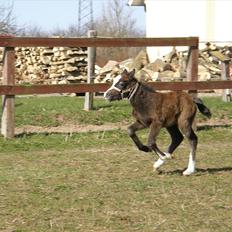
[
  {"xmin": 0, "ymin": 46, "xmax": 87, "ymax": 84},
  {"xmin": 94, "ymin": 43, "xmax": 232, "ymax": 83},
  {"xmin": 0, "ymin": 43, "xmax": 231, "ymax": 85}
]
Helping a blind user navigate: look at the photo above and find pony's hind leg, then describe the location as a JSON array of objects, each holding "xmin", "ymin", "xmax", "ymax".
[
  {"xmin": 166, "ymin": 125, "xmax": 184, "ymax": 156},
  {"xmin": 153, "ymin": 125, "xmax": 183, "ymax": 169},
  {"xmin": 178, "ymin": 105, "xmax": 198, "ymax": 175},
  {"xmin": 181, "ymin": 126, "xmax": 198, "ymax": 175}
]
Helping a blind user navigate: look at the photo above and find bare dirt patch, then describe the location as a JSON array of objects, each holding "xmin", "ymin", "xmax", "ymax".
[
  {"xmin": 15, "ymin": 122, "xmax": 128, "ymax": 135},
  {"xmin": 15, "ymin": 118, "xmax": 232, "ymax": 135}
]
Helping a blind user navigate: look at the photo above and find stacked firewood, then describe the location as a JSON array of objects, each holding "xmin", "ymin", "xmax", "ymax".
[
  {"xmin": 0, "ymin": 43, "xmax": 231, "ymax": 85},
  {"xmin": 0, "ymin": 46, "xmax": 87, "ymax": 84},
  {"xmin": 94, "ymin": 43, "xmax": 232, "ymax": 83}
]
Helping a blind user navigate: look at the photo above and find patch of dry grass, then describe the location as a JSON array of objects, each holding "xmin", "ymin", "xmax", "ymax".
[{"xmin": 0, "ymin": 128, "xmax": 231, "ymax": 232}]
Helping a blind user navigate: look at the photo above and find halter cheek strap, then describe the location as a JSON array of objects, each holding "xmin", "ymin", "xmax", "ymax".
[
  {"xmin": 128, "ymin": 82, "xmax": 140, "ymax": 101},
  {"xmin": 115, "ymin": 82, "xmax": 140, "ymax": 101}
]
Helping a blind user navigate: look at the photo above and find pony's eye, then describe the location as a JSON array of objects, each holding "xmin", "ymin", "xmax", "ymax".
[{"xmin": 116, "ymin": 81, "xmax": 126, "ymax": 89}]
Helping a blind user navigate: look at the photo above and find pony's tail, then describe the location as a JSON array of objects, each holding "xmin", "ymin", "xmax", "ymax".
[{"xmin": 193, "ymin": 98, "xmax": 212, "ymax": 119}]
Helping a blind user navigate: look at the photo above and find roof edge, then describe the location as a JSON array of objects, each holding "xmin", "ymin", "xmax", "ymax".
[{"xmin": 128, "ymin": 0, "xmax": 145, "ymax": 6}]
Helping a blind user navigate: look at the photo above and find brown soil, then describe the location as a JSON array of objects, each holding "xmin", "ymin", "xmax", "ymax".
[
  {"xmin": 15, "ymin": 118, "xmax": 232, "ymax": 135},
  {"xmin": 15, "ymin": 122, "xmax": 128, "ymax": 135}
]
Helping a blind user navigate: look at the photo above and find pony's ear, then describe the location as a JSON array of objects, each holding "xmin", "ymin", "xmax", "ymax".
[
  {"xmin": 129, "ymin": 69, "xmax": 136, "ymax": 80},
  {"xmin": 122, "ymin": 69, "xmax": 128, "ymax": 75}
]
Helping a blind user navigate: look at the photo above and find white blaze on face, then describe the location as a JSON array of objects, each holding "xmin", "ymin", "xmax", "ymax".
[{"xmin": 104, "ymin": 75, "xmax": 122, "ymax": 98}]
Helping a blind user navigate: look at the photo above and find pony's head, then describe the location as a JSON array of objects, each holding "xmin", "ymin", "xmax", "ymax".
[{"xmin": 104, "ymin": 69, "xmax": 137, "ymax": 101}]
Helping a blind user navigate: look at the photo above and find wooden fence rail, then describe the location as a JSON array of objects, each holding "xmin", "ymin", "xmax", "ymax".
[
  {"xmin": 0, "ymin": 81, "xmax": 232, "ymax": 95},
  {"xmin": 0, "ymin": 36, "xmax": 199, "ymax": 47},
  {"xmin": 0, "ymin": 36, "xmax": 231, "ymax": 138}
]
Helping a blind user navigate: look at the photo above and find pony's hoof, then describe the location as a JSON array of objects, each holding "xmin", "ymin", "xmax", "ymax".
[
  {"xmin": 153, "ymin": 166, "xmax": 162, "ymax": 173},
  {"xmin": 183, "ymin": 169, "xmax": 195, "ymax": 176},
  {"xmin": 153, "ymin": 168, "xmax": 162, "ymax": 174},
  {"xmin": 153, "ymin": 158, "xmax": 165, "ymax": 171}
]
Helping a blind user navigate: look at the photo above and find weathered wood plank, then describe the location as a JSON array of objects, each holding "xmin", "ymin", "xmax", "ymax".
[
  {"xmin": 148, "ymin": 81, "xmax": 232, "ymax": 91},
  {"xmin": 186, "ymin": 46, "xmax": 199, "ymax": 97},
  {"xmin": 210, "ymin": 51, "xmax": 230, "ymax": 63},
  {"xmin": 1, "ymin": 81, "xmax": 232, "ymax": 95},
  {"xmin": 186, "ymin": 46, "xmax": 199, "ymax": 82},
  {"xmin": 0, "ymin": 83, "xmax": 109, "ymax": 95},
  {"xmin": 221, "ymin": 61, "xmax": 231, "ymax": 102},
  {"xmin": 0, "ymin": 37, "xmax": 199, "ymax": 48},
  {"xmin": 1, "ymin": 47, "xmax": 15, "ymax": 138},
  {"xmin": 84, "ymin": 30, "xmax": 97, "ymax": 111}
]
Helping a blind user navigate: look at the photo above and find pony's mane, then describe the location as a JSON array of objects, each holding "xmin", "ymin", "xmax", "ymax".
[{"xmin": 139, "ymin": 81, "xmax": 156, "ymax": 93}]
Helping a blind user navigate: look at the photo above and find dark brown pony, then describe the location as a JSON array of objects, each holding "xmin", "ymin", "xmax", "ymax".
[{"xmin": 104, "ymin": 69, "xmax": 211, "ymax": 175}]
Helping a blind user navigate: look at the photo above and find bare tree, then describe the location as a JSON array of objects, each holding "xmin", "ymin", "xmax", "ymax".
[
  {"xmin": 96, "ymin": 0, "xmax": 141, "ymax": 37},
  {"xmin": 19, "ymin": 25, "xmax": 49, "ymax": 37},
  {"xmin": 8, "ymin": 0, "xmax": 143, "ymax": 66},
  {"xmin": 94, "ymin": 0, "xmax": 144, "ymax": 65},
  {"xmin": 0, "ymin": 2, "xmax": 21, "ymax": 35},
  {"xmin": 51, "ymin": 24, "xmax": 80, "ymax": 37}
]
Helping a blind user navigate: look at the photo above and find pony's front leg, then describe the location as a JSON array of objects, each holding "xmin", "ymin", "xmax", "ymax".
[{"xmin": 127, "ymin": 121, "xmax": 151, "ymax": 152}]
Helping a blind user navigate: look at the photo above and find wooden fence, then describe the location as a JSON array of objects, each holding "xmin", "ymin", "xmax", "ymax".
[{"xmin": 0, "ymin": 36, "xmax": 232, "ymax": 138}]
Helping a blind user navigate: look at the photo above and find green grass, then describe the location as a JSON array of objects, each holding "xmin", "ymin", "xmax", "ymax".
[
  {"xmin": 198, "ymin": 96, "xmax": 232, "ymax": 122},
  {"xmin": 13, "ymin": 96, "xmax": 232, "ymax": 127},
  {"xmin": 0, "ymin": 128, "xmax": 231, "ymax": 232},
  {"xmin": 0, "ymin": 96, "xmax": 231, "ymax": 231},
  {"xmin": 15, "ymin": 96, "xmax": 132, "ymax": 127}
]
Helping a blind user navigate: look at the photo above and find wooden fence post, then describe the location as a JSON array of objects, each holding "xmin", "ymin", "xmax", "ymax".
[
  {"xmin": 84, "ymin": 30, "xmax": 97, "ymax": 111},
  {"xmin": 1, "ymin": 47, "xmax": 15, "ymax": 138},
  {"xmin": 209, "ymin": 50, "xmax": 231, "ymax": 102},
  {"xmin": 186, "ymin": 44, "xmax": 199, "ymax": 131},
  {"xmin": 221, "ymin": 60, "xmax": 231, "ymax": 102},
  {"xmin": 186, "ymin": 44, "xmax": 199, "ymax": 95}
]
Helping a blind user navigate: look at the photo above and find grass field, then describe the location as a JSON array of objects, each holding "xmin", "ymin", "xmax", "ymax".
[
  {"xmin": 0, "ymin": 96, "xmax": 231, "ymax": 231},
  {"xmin": 14, "ymin": 95, "xmax": 232, "ymax": 127},
  {"xmin": 14, "ymin": 96, "xmax": 132, "ymax": 127}
]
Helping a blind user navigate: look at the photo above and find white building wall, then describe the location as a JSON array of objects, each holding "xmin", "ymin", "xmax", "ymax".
[
  {"xmin": 144, "ymin": 0, "xmax": 232, "ymax": 62},
  {"xmin": 214, "ymin": 0, "xmax": 231, "ymax": 42}
]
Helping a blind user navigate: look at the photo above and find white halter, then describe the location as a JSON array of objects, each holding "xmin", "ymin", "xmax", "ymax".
[
  {"xmin": 104, "ymin": 74, "xmax": 140, "ymax": 101},
  {"xmin": 128, "ymin": 82, "xmax": 140, "ymax": 102}
]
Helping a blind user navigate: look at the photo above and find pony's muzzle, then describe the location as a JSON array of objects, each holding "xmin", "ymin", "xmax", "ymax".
[{"xmin": 104, "ymin": 89, "xmax": 122, "ymax": 101}]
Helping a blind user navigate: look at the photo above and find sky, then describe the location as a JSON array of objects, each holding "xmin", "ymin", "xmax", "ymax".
[{"xmin": 2, "ymin": 0, "xmax": 145, "ymax": 33}]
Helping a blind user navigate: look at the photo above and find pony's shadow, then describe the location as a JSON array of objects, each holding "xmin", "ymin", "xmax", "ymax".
[
  {"xmin": 160, "ymin": 167, "xmax": 232, "ymax": 176},
  {"xmin": 197, "ymin": 124, "xmax": 232, "ymax": 131}
]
